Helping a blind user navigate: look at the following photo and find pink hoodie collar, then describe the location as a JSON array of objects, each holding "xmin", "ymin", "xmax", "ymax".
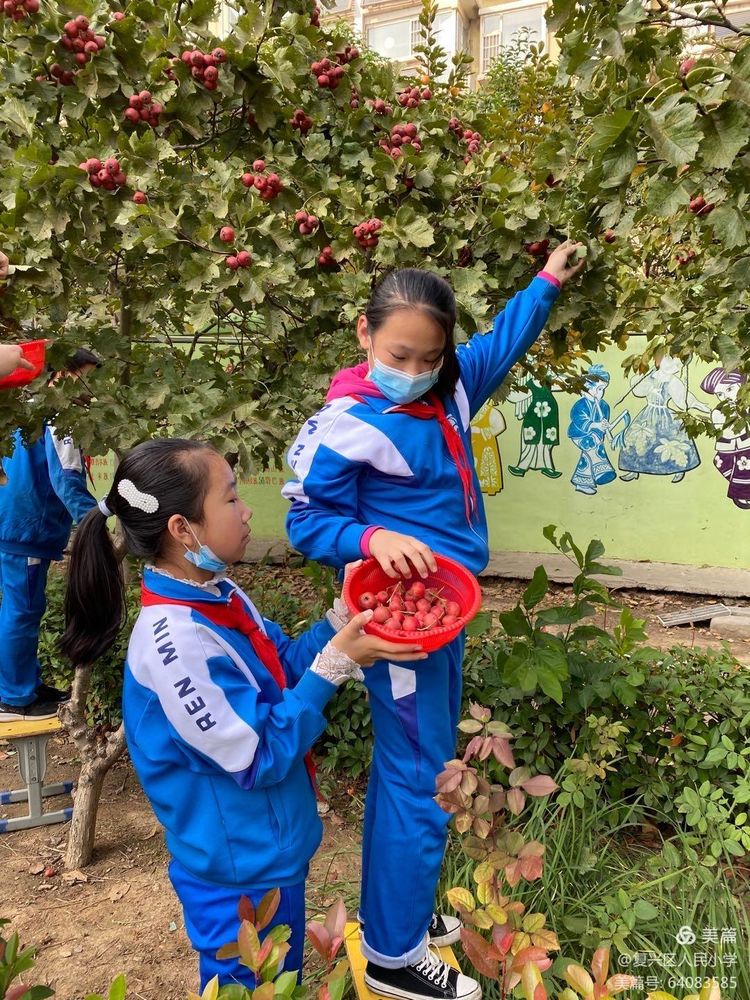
[{"xmin": 326, "ymin": 362, "xmax": 385, "ymax": 402}]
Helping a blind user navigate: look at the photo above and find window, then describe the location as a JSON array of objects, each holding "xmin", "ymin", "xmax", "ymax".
[
  {"xmin": 433, "ymin": 10, "xmax": 458, "ymax": 57},
  {"xmin": 369, "ymin": 11, "xmax": 455, "ymax": 61},
  {"xmin": 218, "ymin": 2, "xmax": 239, "ymax": 33},
  {"xmin": 481, "ymin": 5, "xmax": 546, "ymax": 73},
  {"xmin": 368, "ymin": 18, "xmax": 414, "ymax": 61}
]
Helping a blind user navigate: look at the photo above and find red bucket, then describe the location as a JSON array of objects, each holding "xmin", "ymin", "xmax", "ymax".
[
  {"xmin": 343, "ymin": 553, "xmax": 482, "ymax": 653},
  {"xmin": 0, "ymin": 339, "xmax": 47, "ymax": 390}
]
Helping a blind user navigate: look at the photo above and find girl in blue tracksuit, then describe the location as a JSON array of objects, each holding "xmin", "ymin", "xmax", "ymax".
[
  {"xmin": 282, "ymin": 243, "xmax": 585, "ymax": 1000},
  {"xmin": 60, "ymin": 438, "xmax": 426, "ymax": 992}
]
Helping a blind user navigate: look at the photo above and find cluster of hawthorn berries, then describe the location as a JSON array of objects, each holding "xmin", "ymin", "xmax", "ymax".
[
  {"xmin": 59, "ymin": 15, "xmax": 106, "ymax": 68},
  {"xmin": 241, "ymin": 160, "xmax": 284, "ymax": 201},
  {"xmin": 79, "ymin": 156, "xmax": 127, "ymax": 192},
  {"xmin": 353, "ymin": 218, "xmax": 382, "ymax": 249},
  {"xmin": 290, "ymin": 108, "xmax": 313, "ymax": 134},
  {"xmin": 310, "ymin": 57, "xmax": 345, "ymax": 90},
  {"xmin": 180, "ymin": 47, "xmax": 226, "ymax": 90},
  {"xmin": 123, "ymin": 90, "xmax": 162, "ymax": 127},
  {"xmin": 397, "ymin": 84, "xmax": 430, "ymax": 108},
  {"xmin": 378, "ymin": 123, "xmax": 422, "ymax": 159},
  {"xmin": 2, "ymin": 0, "xmax": 39, "ymax": 21},
  {"xmin": 369, "ymin": 98, "xmax": 394, "ymax": 116},
  {"xmin": 295, "ymin": 211, "xmax": 319, "ymax": 235},
  {"xmin": 689, "ymin": 195, "xmax": 715, "ymax": 217},
  {"xmin": 318, "ymin": 246, "xmax": 336, "ymax": 268},
  {"xmin": 358, "ymin": 580, "xmax": 464, "ymax": 633}
]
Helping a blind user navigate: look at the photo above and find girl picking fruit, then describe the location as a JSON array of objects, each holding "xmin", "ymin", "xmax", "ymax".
[
  {"xmin": 59, "ymin": 438, "xmax": 426, "ymax": 992},
  {"xmin": 283, "ymin": 244, "xmax": 585, "ymax": 1000}
]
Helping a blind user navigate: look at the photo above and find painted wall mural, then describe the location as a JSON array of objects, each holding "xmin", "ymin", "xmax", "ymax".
[
  {"xmin": 506, "ymin": 377, "xmax": 562, "ymax": 481},
  {"xmin": 83, "ymin": 343, "xmax": 750, "ymax": 571},
  {"xmin": 471, "ymin": 400, "xmax": 506, "ymax": 496},
  {"xmin": 616, "ymin": 356, "xmax": 709, "ymax": 484},
  {"xmin": 700, "ymin": 368, "xmax": 750, "ymax": 509}
]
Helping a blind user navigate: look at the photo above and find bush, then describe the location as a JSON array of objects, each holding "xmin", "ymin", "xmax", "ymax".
[{"xmin": 460, "ymin": 529, "xmax": 750, "ymax": 864}]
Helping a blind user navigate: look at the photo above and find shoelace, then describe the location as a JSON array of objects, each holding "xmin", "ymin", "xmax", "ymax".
[{"xmin": 414, "ymin": 946, "xmax": 451, "ymax": 989}]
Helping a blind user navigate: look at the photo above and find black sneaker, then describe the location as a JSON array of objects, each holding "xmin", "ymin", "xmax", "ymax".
[
  {"xmin": 365, "ymin": 948, "xmax": 481, "ymax": 1000},
  {"xmin": 36, "ymin": 683, "xmax": 71, "ymax": 704},
  {"xmin": 428, "ymin": 914, "xmax": 461, "ymax": 947},
  {"xmin": 359, "ymin": 914, "xmax": 462, "ymax": 949},
  {"xmin": 0, "ymin": 698, "xmax": 59, "ymax": 722}
]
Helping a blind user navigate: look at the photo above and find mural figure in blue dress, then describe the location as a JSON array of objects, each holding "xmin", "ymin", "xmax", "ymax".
[
  {"xmin": 568, "ymin": 364, "xmax": 619, "ymax": 495},
  {"xmin": 618, "ymin": 355, "xmax": 711, "ymax": 483}
]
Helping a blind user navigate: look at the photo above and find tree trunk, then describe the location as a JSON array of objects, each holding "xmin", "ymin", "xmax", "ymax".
[{"xmin": 61, "ymin": 663, "xmax": 126, "ymax": 870}]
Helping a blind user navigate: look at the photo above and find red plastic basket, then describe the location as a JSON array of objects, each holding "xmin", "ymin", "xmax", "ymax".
[
  {"xmin": 0, "ymin": 339, "xmax": 47, "ymax": 390},
  {"xmin": 342, "ymin": 553, "xmax": 483, "ymax": 653}
]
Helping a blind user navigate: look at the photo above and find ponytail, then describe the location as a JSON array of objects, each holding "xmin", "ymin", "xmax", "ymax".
[{"xmin": 59, "ymin": 506, "xmax": 126, "ymax": 666}]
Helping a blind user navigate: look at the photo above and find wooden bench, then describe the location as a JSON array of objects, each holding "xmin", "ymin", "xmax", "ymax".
[
  {"xmin": 0, "ymin": 716, "xmax": 74, "ymax": 833},
  {"xmin": 344, "ymin": 921, "xmax": 459, "ymax": 1000}
]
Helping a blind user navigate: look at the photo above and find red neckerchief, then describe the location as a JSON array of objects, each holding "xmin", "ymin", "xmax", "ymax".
[
  {"xmin": 352, "ymin": 391, "xmax": 478, "ymax": 524},
  {"xmin": 140, "ymin": 583, "xmax": 318, "ymax": 795},
  {"xmin": 84, "ymin": 454, "xmax": 95, "ymax": 488}
]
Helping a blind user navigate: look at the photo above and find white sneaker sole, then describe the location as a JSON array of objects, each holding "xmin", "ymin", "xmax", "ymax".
[
  {"xmin": 0, "ymin": 707, "xmax": 57, "ymax": 722},
  {"xmin": 364, "ymin": 974, "xmax": 481, "ymax": 1000}
]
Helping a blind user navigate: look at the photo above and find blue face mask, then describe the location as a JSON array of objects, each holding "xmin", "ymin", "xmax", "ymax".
[
  {"xmin": 183, "ymin": 523, "xmax": 228, "ymax": 574},
  {"xmin": 369, "ymin": 351, "xmax": 443, "ymax": 405}
]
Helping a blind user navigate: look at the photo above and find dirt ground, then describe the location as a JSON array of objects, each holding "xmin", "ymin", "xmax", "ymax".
[
  {"xmin": 1, "ymin": 577, "xmax": 747, "ymax": 999},
  {"xmin": 479, "ymin": 577, "xmax": 750, "ymax": 658},
  {"xmin": 0, "ymin": 745, "xmax": 363, "ymax": 1000}
]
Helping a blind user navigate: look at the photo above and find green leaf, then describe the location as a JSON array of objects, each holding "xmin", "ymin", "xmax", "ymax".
[
  {"xmin": 714, "ymin": 333, "xmax": 742, "ymax": 370},
  {"xmin": 617, "ymin": 0, "xmax": 648, "ymax": 28},
  {"xmin": 536, "ymin": 605, "xmax": 584, "ymax": 626},
  {"xmin": 583, "ymin": 539, "xmax": 605, "ymax": 565},
  {"xmin": 108, "ymin": 975, "xmax": 127, "ymax": 1000},
  {"xmin": 536, "ymin": 662, "xmax": 564, "ymax": 704},
  {"xmin": 466, "ymin": 610, "xmax": 492, "ymax": 637},
  {"xmin": 633, "ymin": 899, "xmax": 659, "ymax": 921},
  {"xmin": 302, "ymin": 133, "xmax": 331, "ymax": 163},
  {"xmin": 393, "ymin": 206, "xmax": 434, "ymax": 249},
  {"xmin": 498, "ymin": 606, "xmax": 532, "ymax": 637},
  {"xmin": 587, "ymin": 110, "xmax": 635, "ymax": 152},
  {"xmin": 701, "ymin": 103, "xmax": 750, "ymax": 169},
  {"xmin": 0, "ymin": 97, "xmax": 36, "ymax": 139},
  {"xmin": 723, "ymin": 839, "xmax": 746, "ymax": 857},
  {"xmin": 522, "ymin": 565, "xmax": 549, "ymax": 610},
  {"xmin": 710, "ymin": 205, "xmax": 747, "ymax": 249},
  {"xmin": 643, "ymin": 101, "xmax": 701, "ymax": 166},
  {"xmin": 646, "ymin": 177, "xmax": 689, "ymax": 217}
]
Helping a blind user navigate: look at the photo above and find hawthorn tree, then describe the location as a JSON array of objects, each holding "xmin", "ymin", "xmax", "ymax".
[
  {"xmin": 527, "ymin": 0, "xmax": 750, "ymax": 425},
  {"xmin": 0, "ymin": 0, "xmax": 748, "ymax": 865},
  {"xmin": 0, "ymin": 0, "xmax": 607, "ymax": 869}
]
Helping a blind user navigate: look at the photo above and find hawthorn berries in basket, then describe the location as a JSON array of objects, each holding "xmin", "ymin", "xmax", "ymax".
[{"xmin": 343, "ymin": 554, "xmax": 482, "ymax": 652}]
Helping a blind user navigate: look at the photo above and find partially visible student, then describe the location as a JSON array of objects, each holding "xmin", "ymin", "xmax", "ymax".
[{"xmin": 0, "ymin": 347, "xmax": 101, "ymax": 720}]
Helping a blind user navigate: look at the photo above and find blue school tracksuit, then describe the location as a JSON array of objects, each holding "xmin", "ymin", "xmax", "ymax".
[
  {"xmin": 123, "ymin": 568, "xmax": 337, "ymax": 989},
  {"xmin": 0, "ymin": 424, "xmax": 96, "ymax": 706},
  {"xmin": 282, "ymin": 274, "xmax": 560, "ymax": 967}
]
